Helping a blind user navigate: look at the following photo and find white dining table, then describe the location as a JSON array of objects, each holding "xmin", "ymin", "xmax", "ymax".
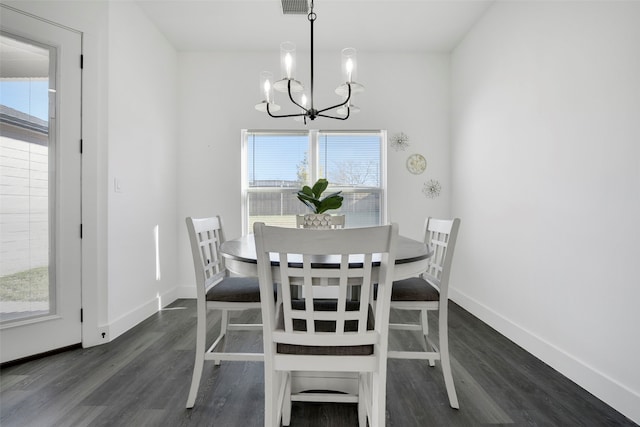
[{"xmin": 220, "ymin": 233, "xmax": 431, "ymax": 282}]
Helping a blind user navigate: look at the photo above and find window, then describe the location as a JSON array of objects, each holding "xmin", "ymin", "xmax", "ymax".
[{"xmin": 242, "ymin": 130, "xmax": 386, "ymax": 234}]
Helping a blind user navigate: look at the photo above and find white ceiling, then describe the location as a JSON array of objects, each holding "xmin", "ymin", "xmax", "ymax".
[{"xmin": 135, "ymin": 0, "xmax": 494, "ymax": 53}]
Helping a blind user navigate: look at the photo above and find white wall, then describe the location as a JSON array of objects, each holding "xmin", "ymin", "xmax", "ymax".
[
  {"xmin": 3, "ymin": 1, "xmax": 181, "ymax": 345},
  {"xmin": 451, "ymin": 1, "xmax": 640, "ymax": 423},
  {"xmin": 176, "ymin": 51, "xmax": 451, "ymax": 295},
  {"xmin": 106, "ymin": 1, "xmax": 179, "ymax": 338}
]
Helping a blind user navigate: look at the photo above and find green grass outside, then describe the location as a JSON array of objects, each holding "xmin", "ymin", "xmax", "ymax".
[{"xmin": 0, "ymin": 266, "xmax": 49, "ymax": 302}]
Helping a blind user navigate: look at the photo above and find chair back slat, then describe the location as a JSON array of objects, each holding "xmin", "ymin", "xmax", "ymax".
[
  {"xmin": 186, "ymin": 217, "xmax": 228, "ymax": 299},
  {"xmin": 422, "ymin": 218, "xmax": 460, "ymax": 293},
  {"xmin": 200, "ymin": 231, "xmax": 224, "ymax": 278}
]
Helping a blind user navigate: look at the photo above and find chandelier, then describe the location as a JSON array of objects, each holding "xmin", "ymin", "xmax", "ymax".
[{"xmin": 255, "ymin": 0, "xmax": 364, "ymax": 123}]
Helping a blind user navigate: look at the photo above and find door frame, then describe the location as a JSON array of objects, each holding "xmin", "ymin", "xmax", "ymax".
[
  {"xmin": 0, "ymin": 5, "xmax": 83, "ymax": 363},
  {"xmin": 2, "ymin": 0, "xmax": 138, "ymax": 355}
]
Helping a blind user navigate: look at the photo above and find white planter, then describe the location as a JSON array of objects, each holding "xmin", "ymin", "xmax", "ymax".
[
  {"xmin": 300, "ymin": 213, "xmax": 345, "ymax": 229},
  {"xmin": 302, "ymin": 213, "xmax": 333, "ymax": 229}
]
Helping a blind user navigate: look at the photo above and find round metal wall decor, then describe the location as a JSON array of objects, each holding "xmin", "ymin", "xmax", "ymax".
[
  {"xmin": 406, "ymin": 153, "xmax": 426, "ymax": 174},
  {"xmin": 423, "ymin": 179, "xmax": 442, "ymax": 198},
  {"xmin": 390, "ymin": 132, "xmax": 410, "ymax": 151}
]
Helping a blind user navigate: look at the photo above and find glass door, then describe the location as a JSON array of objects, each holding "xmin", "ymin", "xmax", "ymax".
[
  {"xmin": 0, "ymin": 6, "xmax": 82, "ymax": 363},
  {"xmin": 0, "ymin": 35, "xmax": 53, "ymax": 323}
]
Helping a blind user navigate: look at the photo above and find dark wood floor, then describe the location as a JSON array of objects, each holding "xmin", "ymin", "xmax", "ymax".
[{"xmin": 1, "ymin": 299, "xmax": 636, "ymax": 426}]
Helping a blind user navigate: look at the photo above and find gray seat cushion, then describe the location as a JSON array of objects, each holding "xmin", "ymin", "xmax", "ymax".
[
  {"xmin": 276, "ymin": 299, "xmax": 374, "ymax": 356},
  {"xmin": 205, "ymin": 276, "xmax": 262, "ymax": 302},
  {"xmin": 390, "ymin": 277, "xmax": 439, "ymax": 302}
]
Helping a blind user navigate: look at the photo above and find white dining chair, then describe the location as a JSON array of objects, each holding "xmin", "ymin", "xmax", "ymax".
[
  {"xmin": 185, "ymin": 216, "xmax": 264, "ymax": 408},
  {"xmin": 387, "ymin": 217, "xmax": 461, "ymax": 409},
  {"xmin": 254, "ymin": 222, "xmax": 399, "ymax": 427}
]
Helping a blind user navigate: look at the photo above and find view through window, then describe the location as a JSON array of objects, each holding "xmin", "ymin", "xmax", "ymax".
[
  {"xmin": 0, "ymin": 34, "xmax": 53, "ymax": 323},
  {"xmin": 242, "ymin": 130, "xmax": 386, "ymax": 234}
]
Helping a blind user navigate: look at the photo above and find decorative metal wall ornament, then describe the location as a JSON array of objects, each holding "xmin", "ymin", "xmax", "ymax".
[
  {"xmin": 255, "ymin": 0, "xmax": 363, "ymax": 123},
  {"xmin": 406, "ymin": 153, "xmax": 426, "ymax": 174},
  {"xmin": 390, "ymin": 132, "xmax": 410, "ymax": 151},
  {"xmin": 423, "ymin": 179, "xmax": 442, "ymax": 198}
]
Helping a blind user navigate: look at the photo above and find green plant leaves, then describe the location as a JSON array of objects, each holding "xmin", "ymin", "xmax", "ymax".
[
  {"xmin": 311, "ymin": 178, "xmax": 329, "ymax": 198},
  {"xmin": 316, "ymin": 194, "xmax": 343, "ymax": 214},
  {"xmin": 297, "ymin": 178, "xmax": 343, "ymax": 214}
]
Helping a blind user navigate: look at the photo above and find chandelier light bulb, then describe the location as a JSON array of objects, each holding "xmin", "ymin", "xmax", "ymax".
[
  {"xmin": 259, "ymin": 70, "xmax": 275, "ymax": 103},
  {"xmin": 294, "ymin": 93, "xmax": 309, "ymax": 122},
  {"xmin": 256, "ymin": 70, "xmax": 281, "ymax": 112},
  {"xmin": 263, "ymin": 80, "xmax": 271, "ymax": 102},
  {"xmin": 346, "ymin": 58, "xmax": 354, "ymax": 83},
  {"xmin": 285, "ymin": 53, "xmax": 293, "ymax": 79},
  {"xmin": 341, "ymin": 48, "xmax": 357, "ymax": 83},
  {"xmin": 280, "ymin": 41, "xmax": 296, "ymax": 80}
]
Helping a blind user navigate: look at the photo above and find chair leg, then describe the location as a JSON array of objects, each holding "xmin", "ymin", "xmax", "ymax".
[
  {"xmin": 420, "ymin": 308, "xmax": 436, "ymax": 367},
  {"xmin": 357, "ymin": 374, "xmax": 367, "ymax": 427},
  {"xmin": 264, "ymin": 366, "xmax": 275, "ymax": 427},
  {"xmin": 186, "ymin": 350, "xmax": 204, "ymax": 408},
  {"xmin": 439, "ymin": 306, "xmax": 459, "ymax": 409},
  {"xmin": 264, "ymin": 365, "xmax": 285, "ymax": 427},
  {"xmin": 370, "ymin": 371, "xmax": 386, "ymax": 427},
  {"xmin": 282, "ymin": 373, "xmax": 292, "ymax": 426},
  {"xmin": 186, "ymin": 303, "xmax": 207, "ymax": 408},
  {"xmin": 214, "ymin": 309, "xmax": 229, "ymax": 366}
]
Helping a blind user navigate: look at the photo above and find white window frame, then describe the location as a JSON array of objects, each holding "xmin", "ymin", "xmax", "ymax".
[{"xmin": 241, "ymin": 129, "xmax": 387, "ymax": 234}]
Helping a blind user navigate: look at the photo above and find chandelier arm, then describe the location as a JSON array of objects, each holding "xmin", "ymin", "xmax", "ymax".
[
  {"xmin": 315, "ymin": 98, "xmax": 350, "ymax": 115},
  {"xmin": 266, "ymin": 104, "xmax": 307, "ymax": 119},
  {"xmin": 286, "ymin": 80, "xmax": 306, "ymax": 111},
  {"xmin": 317, "ymin": 109, "xmax": 350, "ymax": 120},
  {"xmin": 315, "ymin": 83, "xmax": 352, "ymax": 115}
]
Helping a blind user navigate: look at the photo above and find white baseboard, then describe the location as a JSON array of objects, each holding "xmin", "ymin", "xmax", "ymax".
[
  {"xmin": 158, "ymin": 287, "xmax": 180, "ymax": 308},
  {"xmin": 106, "ymin": 287, "xmax": 181, "ymax": 342},
  {"xmin": 450, "ymin": 288, "xmax": 640, "ymax": 425},
  {"xmin": 108, "ymin": 298, "xmax": 158, "ymax": 341},
  {"xmin": 176, "ymin": 284, "xmax": 197, "ymax": 299}
]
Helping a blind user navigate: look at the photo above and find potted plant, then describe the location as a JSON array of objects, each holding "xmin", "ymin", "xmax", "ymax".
[{"xmin": 297, "ymin": 178, "xmax": 344, "ymax": 228}]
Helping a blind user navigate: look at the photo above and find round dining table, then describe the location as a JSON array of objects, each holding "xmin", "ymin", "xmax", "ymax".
[{"xmin": 220, "ymin": 233, "xmax": 431, "ymax": 281}]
